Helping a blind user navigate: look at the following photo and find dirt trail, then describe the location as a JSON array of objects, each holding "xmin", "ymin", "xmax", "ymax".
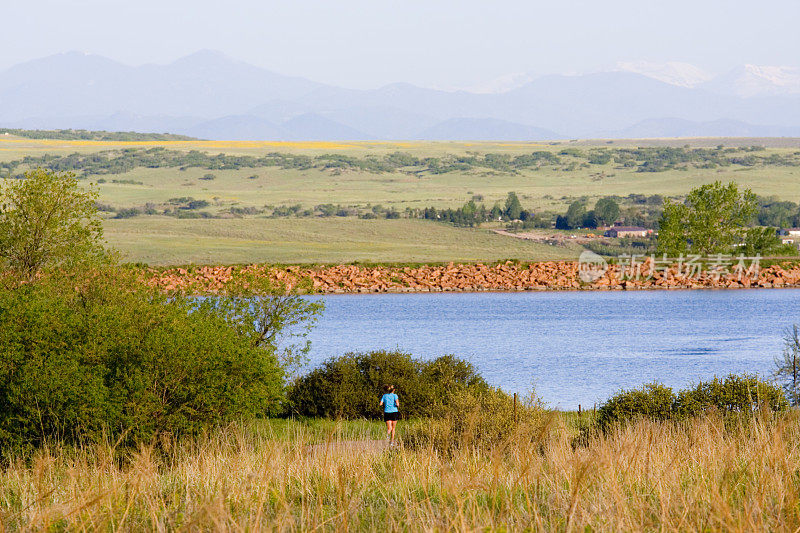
[{"xmin": 306, "ymin": 440, "xmax": 393, "ymax": 457}]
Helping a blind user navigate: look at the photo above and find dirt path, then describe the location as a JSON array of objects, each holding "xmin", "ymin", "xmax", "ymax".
[{"xmin": 306, "ymin": 440, "xmax": 394, "ymax": 457}]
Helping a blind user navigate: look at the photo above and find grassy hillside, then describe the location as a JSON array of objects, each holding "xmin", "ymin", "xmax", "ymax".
[
  {"xmin": 3, "ymin": 139, "xmax": 800, "ymax": 210},
  {"xmin": 104, "ymin": 217, "xmax": 580, "ymax": 265},
  {"xmin": 4, "ymin": 137, "xmax": 800, "ymax": 264}
]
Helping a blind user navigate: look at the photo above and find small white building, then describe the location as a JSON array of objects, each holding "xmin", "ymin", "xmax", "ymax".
[
  {"xmin": 604, "ymin": 226, "xmax": 652, "ymax": 238},
  {"xmin": 778, "ymin": 229, "xmax": 800, "ymax": 248}
]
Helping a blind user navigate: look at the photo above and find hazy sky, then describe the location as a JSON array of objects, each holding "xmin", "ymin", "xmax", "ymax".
[{"xmin": 3, "ymin": 0, "xmax": 799, "ymax": 89}]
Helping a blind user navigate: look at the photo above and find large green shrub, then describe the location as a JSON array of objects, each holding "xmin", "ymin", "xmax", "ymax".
[
  {"xmin": 674, "ymin": 374, "xmax": 788, "ymax": 418},
  {"xmin": 0, "ymin": 169, "xmax": 314, "ymax": 454},
  {"xmin": 594, "ymin": 374, "xmax": 787, "ymax": 433},
  {"xmin": 286, "ymin": 351, "xmax": 492, "ymax": 419},
  {"xmin": 0, "ymin": 272, "xmax": 285, "ymax": 453},
  {"xmin": 596, "ymin": 383, "xmax": 675, "ymax": 432}
]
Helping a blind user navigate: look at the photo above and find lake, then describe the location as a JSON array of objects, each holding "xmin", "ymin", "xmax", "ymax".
[{"xmin": 304, "ymin": 289, "xmax": 800, "ymax": 408}]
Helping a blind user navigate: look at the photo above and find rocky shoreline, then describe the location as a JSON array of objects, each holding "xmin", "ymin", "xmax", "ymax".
[{"xmin": 147, "ymin": 259, "xmax": 800, "ymax": 294}]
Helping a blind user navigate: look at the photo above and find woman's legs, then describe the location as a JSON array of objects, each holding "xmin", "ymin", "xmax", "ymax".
[{"xmin": 388, "ymin": 420, "xmax": 397, "ymax": 442}]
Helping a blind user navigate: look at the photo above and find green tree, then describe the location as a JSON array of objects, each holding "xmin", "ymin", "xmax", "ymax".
[
  {"xmin": 565, "ymin": 201, "xmax": 587, "ymax": 229},
  {"xmin": 462, "ymin": 199, "xmax": 478, "ymax": 218},
  {"xmin": 504, "ymin": 192, "xmax": 523, "ymax": 220},
  {"xmin": 657, "ymin": 200, "xmax": 691, "ymax": 255},
  {"xmin": 656, "ymin": 181, "xmax": 757, "ymax": 255},
  {"xmin": 582, "ymin": 211, "xmax": 598, "ymax": 229},
  {"xmin": 202, "ymin": 272, "xmax": 324, "ymax": 379},
  {"xmin": 593, "ymin": 197, "xmax": 620, "ymax": 226},
  {"xmin": 757, "ymin": 198, "xmax": 798, "ymax": 228},
  {"xmin": 740, "ymin": 226, "xmax": 784, "ymax": 256},
  {"xmin": 0, "ymin": 168, "xmax": 107, "ymax": 280}
]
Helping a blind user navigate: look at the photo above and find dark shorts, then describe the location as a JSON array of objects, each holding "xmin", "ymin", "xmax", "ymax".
[{"xmin": 383, "ymin": 412, "xmax": 400, "ymax": 422}]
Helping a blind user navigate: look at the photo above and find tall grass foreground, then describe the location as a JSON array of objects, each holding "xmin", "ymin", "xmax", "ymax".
[{"xmin": 2, "ymin": 412, "xmax": 800, "ymax": 531}]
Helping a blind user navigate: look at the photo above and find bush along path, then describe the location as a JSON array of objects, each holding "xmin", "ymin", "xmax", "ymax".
[{"xmin": 144, "ymin": 258, "xmax": 800, "ymax": 295}]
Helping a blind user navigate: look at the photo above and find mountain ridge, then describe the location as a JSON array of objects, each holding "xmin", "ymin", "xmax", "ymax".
[{"xmin": 1, "ymin": 51, "xmax": 799, "ymax": 140}]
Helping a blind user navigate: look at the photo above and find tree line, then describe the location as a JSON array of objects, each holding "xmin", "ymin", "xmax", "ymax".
[
  {"xmin": 3, "ymin": 144, "xmax": 799, "ymax": 180},
  {"xmin": 0, "ymin": 128, "xmax": 197, "ymax": 141}
]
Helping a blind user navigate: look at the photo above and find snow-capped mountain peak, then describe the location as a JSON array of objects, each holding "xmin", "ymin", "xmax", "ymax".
[
  {"xmin": 614, "ymin": 61, "xmax": 712, "ymax": 88},
  {"xmin": 706, "ymin": 64, "xmax": 800, "ymax": 97},
  {"xmin": 615, "ymin": 60, "xmax": 800, "ymax": 98}
]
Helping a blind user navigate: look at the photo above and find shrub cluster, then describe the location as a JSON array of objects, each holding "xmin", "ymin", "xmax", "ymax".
[
  {"xmin": 400, "ymin": 386, "xmax": 542, "ymax": 453},
  {"xmin": 6, "ymin": 145, "xmax": 797, "ymax": 181},
  {"xmin": 287, "ymin": 351, "xmax": 495, "ymax": 419},
  {"xmin": 596, "ymin": 375, "xmax": 788, "ymax": 432},
  {"xmin": 0, "ymin": 128, "xmax": 197, "ymax": 141},
  {"xmin": 0, "ymin": 272, "xmax": 285, "ymax": 454},
  {"xmin": 288, "ymin": 350, "xmax": 542, "ymax": 452}
]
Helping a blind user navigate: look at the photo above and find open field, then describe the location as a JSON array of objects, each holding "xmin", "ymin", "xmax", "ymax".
[
  {"xmin": 3, "ymin": 138, "xmax": 800, "ymax": 211},
  {"xmin": 104, "ymin": 217, "xmax": 580, "ymax": 265},
  {"xmin": 4, "ymin": 136, "xmax": 800, "ymax": 264},
  {"xmin": 575, "ymin": 136, "xmax": 800, "ymax": 148},
  {"xmin": 3, "ymin": 413, "xmax": 800, "ymax": 530},
  {"xmin": 82, "ymin": 159, "xmax": 800, "ymax": 212}
]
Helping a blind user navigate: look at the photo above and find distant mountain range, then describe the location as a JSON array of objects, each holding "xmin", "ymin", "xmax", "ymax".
[{"xmin": 1, "ymin": 50, "xmax": 799, "ymax": 140}]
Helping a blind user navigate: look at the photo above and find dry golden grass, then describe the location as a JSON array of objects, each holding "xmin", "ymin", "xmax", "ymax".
[{"xmin": 2, "ymin": 412, "xmax": 800, "ymax": 531}]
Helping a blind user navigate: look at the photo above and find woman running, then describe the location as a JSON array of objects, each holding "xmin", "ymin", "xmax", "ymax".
[{"xmin": 379, "ymin": 384, "xmax": 400, "ymax": 445}]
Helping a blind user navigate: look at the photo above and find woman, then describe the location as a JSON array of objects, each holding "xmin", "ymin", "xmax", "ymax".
[{"xmin": 379, "ymin": 384, "xmax": 400, "ymax": 445}]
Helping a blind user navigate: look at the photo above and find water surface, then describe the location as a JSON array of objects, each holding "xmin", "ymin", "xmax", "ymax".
[{"xmin": 305, "ymin": 290, "xmax": 800, "ymax": 408}]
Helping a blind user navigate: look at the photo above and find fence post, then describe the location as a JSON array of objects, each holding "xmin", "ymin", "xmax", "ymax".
[
  {"xmin": 513, "ymin": 393, "xmax": 517, "ymax": 425},
  {"xmin": 578, "ymin": 404, "xmax": 582, "ymax": 417}
]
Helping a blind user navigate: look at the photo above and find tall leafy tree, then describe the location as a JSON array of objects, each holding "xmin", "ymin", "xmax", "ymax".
[
  {"xmin": 504, "ymin": 191, "xmax": 523, "ymax": 220},
  {"xmin": 741, "ymin": 226, "xmax": 783, "ymax": 256},
  {"xmin": 0, "ymin": 168, "xmax": 107, "ymax": 280},
  {"xmin": 201, "ymin": 272, "xmax": 324, "ymax": 380},
  {"xmin": 594, "ymin": 197, "xmax": 620, "ymax": 226},
  {"xmin": 656, "ymin": 181, "xmax": 757, "ymax": 255},
  {"xmin": 565, "ymin": 201, "xmax": 587, "ymax": 229}
]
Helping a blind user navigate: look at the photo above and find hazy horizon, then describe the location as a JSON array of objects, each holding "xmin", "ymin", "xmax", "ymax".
[{"xmin": 3, "ymin": 0, "xmax": 799, "ymax": 91}]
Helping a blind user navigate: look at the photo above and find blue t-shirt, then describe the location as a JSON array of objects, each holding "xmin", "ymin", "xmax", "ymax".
[{"xmin": 381, "ymin": 393, "xmax": 399, "ymax": 413}]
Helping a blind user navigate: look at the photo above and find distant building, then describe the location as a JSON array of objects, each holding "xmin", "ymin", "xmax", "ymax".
[
  {"xmin": 778, "ymin": 229, "xmax": 800, "ymax": 246},
  {"xmin": 604, "ymin": 226, "xmax": 652, "ymax": 238}
]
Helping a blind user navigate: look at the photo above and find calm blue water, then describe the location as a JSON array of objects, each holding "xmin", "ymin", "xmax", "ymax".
[{"xmin": 304, "ymin": 290, "xmax": 800, "ymax": 408}]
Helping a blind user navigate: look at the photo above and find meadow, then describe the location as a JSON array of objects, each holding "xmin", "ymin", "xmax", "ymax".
[
  {"xmin": 3, "ymin": 413, "xmax": 799, "ymax": 531},
  {"xmin": 103, "ymin": 217, "xmax": 580, "ymax": 265},
  {"xmin": 3, "ymin": 143, "xmax": 800, "ymax": 531},
  {"xmin": 3, "ymin": 135, "xmax": 800, "ymax": 264}
]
